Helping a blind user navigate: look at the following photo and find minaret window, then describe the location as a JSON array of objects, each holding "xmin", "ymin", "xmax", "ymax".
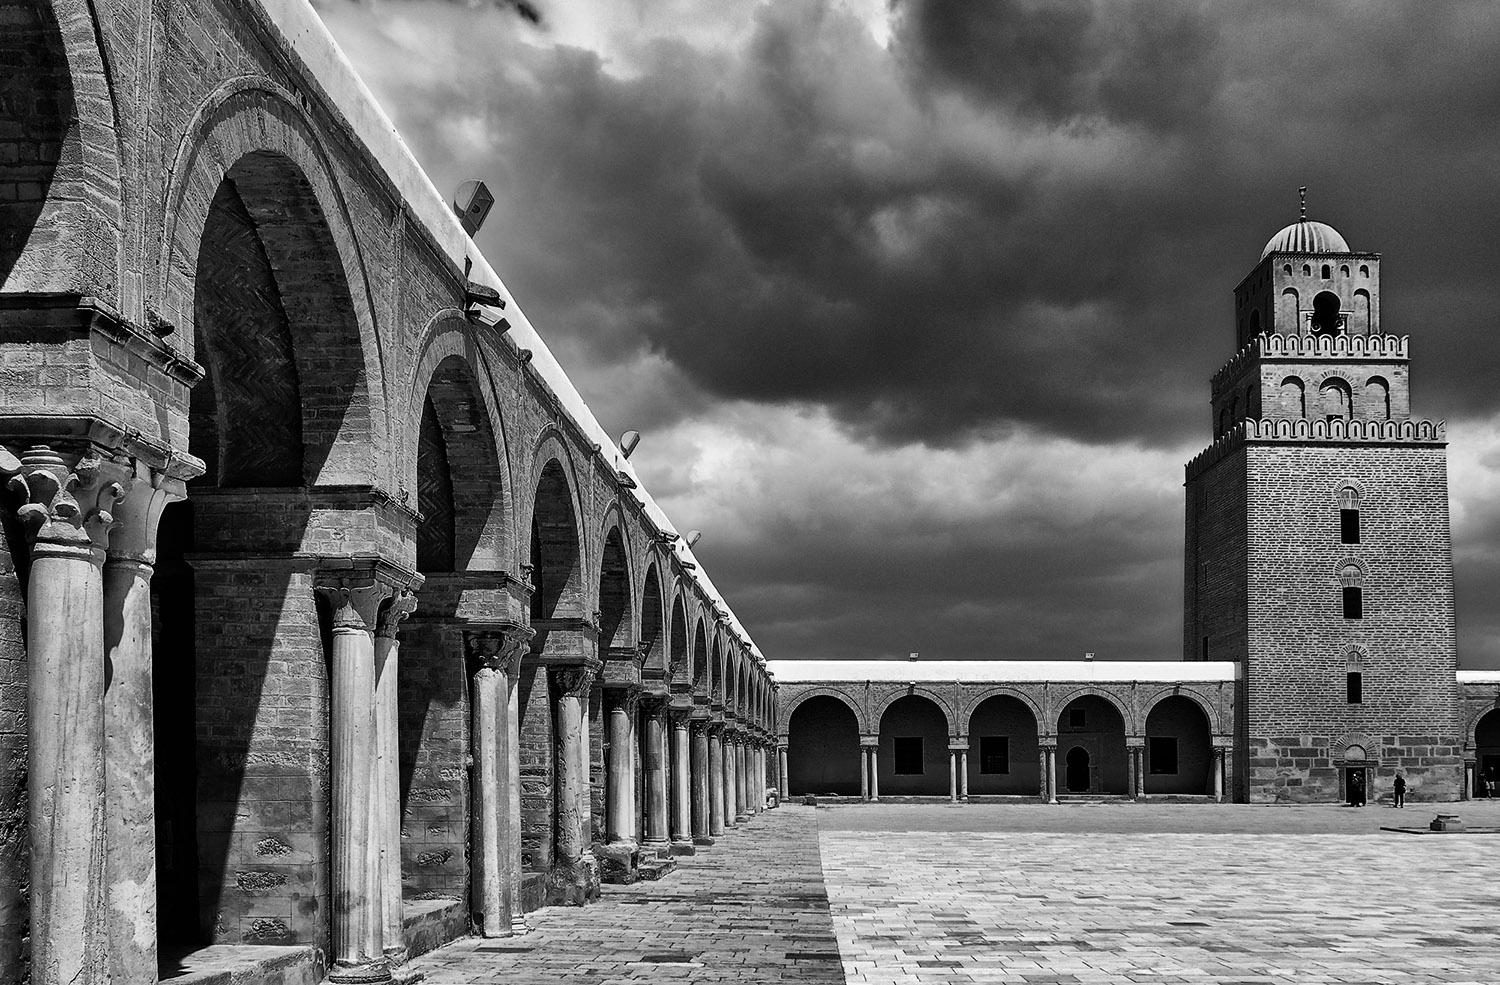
[
  {"xmin": 1339, "ymin": 562, "xmax": 1364, "ymax": 619},
  {"xmin": 1280, "ymin": 376, "xmax": 1306, "ymax": 418},
  {"xmin": 1338, "ymin": 486, "xmax": 1361, "ymax": 543},
  {"xmin": 1321, "ymin": 264, "xmax": 1332, "ymax": 279},
  {"xmin": 1360, "ymin": 264, "xmax": 1369, "ymax": 277},
  {"xmin": 1363, "ymin": 376, "xmax": 1390, "ymax": 421},
  {"xmin": 1340, "ymin": 264, "xmax": 1350, "ymax": 277},
  {"xmin": 1311, "ymin": 290, "xmax": 1342, "ymax": 334},
  {"xmin": 1319, "ymin": 378, "xmax": 1352, "ymax": 421},
  {"xmin": 1344, "ymin": 647, "xmax": 1366, "ymax": 703}
]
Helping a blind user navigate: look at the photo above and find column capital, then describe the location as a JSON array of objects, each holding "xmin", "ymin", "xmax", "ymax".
[
  {"xmin": 315, "ymin": 573, "xmax": 391, "ymax": 632},
  {"xmin": 376, "ymin": 589, "xmax": 419, "ymax": 641},
  {"xmin": 464, "ymin": 622, "xmax": 533, "ymax": 677},
  {"xmin": 610, "ymin": 688, "xmax": 642, "ymax": 715},
  {"xmin": 5, "ymin": 445, "xmax": 126, "ymax": 556},
  {"xmin": 551, "ymin": 659, "xmax": 600, "ymax": 698},
  {"xmin": 97, "ymin": 457, "xmax": 187, "ymax": 566},
  {"xmin": 689, "ymin": 717, "xmax": 710, "ymax": 736},
  {"xmin": 668, "ymin": 705, "xmax": 693, "ymax": 728}
]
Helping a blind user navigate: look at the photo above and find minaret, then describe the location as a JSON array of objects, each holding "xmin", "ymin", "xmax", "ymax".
[{"xmin": 1184, "ymin": 197, "xmax": 1460, "ymax": 804}]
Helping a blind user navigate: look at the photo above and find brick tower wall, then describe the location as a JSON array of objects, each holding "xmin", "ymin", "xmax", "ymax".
[
  {"xmin": 1184, "ymin": 448, "xmax": 1249, "ymax": 665},
  {"xmin": 1244, "ymin": 443, "xmax": 1460, "ymax": 803}
]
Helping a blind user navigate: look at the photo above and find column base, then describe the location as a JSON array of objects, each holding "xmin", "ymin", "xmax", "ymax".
[
  {"xmin": 734, "ymin": 811, "xmax": 749, "ymax": 822},
  {"xmin": 328, "ymin": 960, "xmax": 393, "ymax": 985},
  {"xmin": 546, "ymin": 857, "xmax": 602, "ymax": 906},
  {"xmin": 668, "ymin": 838, "xmax": 696, "ymax": 856},
  {"xmin": 692, "ymin": 835, "xmax": 715, "ymax": 847},
  {"xmin": 510, "ymin": 914, "xmax": 529, "ymax": 934},
  {"xmin": 641, "ymin": 837, "xmax": 671, "ymax": 857},
  {"xmin": 597, "ymin": 842, "xmax": 641, "ymax": 885}
]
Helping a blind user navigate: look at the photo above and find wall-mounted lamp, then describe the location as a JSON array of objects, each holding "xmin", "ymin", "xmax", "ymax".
[
  {"xmin": 620, "ymin": 430, "xmax": 641, "ymax": 459},
  {"xmin": 685, "ymin": 530, "xmax": 702, "ymax": 549},
  {"xmin": 453, "ymin": 179, "xmax": 495, "ymax": 236}
]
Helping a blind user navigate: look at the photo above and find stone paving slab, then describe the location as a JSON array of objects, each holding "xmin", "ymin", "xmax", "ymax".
[
  {"xmin": 408, "ymin": 809, "xmax": 844, "ymax": 983},
  {"xmin": 820, "ymin": 816, "xmax": 1500, "ymax": 985}
]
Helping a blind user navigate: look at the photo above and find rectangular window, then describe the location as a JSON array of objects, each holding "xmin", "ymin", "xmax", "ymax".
[
  {"xmin": 1068, "ymin": 708, "xmax": 1086, "ymax": 728},
  {"xmin": 1347, "ymin": 671, "xmax": 1363, "ymax": 704},
  {"xmin": 1341, "ymin": 509, "xmax": 1360, "ymax": 544},
  {"xmin": 1343, "ymin": 586, "xmax": 1363, "ymax": 619},
  {"xmin": 893, "ymin": 736, "xmax": 923, "ymax": 775},
  {"xmin": 1148, "ymin": 737, "xmax": 1179, "ymax": 775},
  {"xmin": 979, "ymin": 736, "xmax": 1010, "ymax": 775}
]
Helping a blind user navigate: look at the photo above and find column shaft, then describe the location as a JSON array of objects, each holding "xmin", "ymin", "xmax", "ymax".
[
  {"xmin": 373, "ymin": 594, "xmax": 413, "ymax": 957},
  {"xmin": 671, "ymin": 717, "xmax": 692, "ymax": 844},
  {"xmin": 324, "ymin": 583, "xmax": 387, "ymax": 976},
  {"xmin": 1038, "ymin": 747, "xmax": 1048, "ymax": 799},
  {"xmin": 870, "ymin": 746, "xmax": 880, "ymax": 800},
  {"xmin": 778, "ymin": 746, "xmax": 789, "ymax": 799},
  {"xmin": 949, "ymin": 749, "xmax": 958, "ymax": 802},
  {"xmin": 553, "ymin": 671, "xmax": 591, "ymax": 901},
  {"xmin": 721, "ymin": 737, "xmax": 736, "ymax": 826},
  {"xmin": 1047, "ymin": 748, "xmax": 1059, "ymax": 804},
  {"xmin": 959, "ymin": 749, "xmax": 969, "ymax": 801},
  {"xmin": 1128, "ymin": 748, "xmax": 1139, "ymax": 800},
  {"xmin": 708, "ymin": 729, "xmax": 725, "ymax": 836},
  {"xmin": 607, "ymin": 696, "xmax": 637, "ymax": 843},
  {"xmin": 1213, "ymin": 749, "xmax": 1225, "ymax": 802},
  {"xmin": 860, "ymin": 746, "xmax": 870, "ymax": 800},
  {"xmin": 504, "ymin": 666, "xmax": 526, "ymax": 930},
  {"xmin": 470, "ymin": 665, "xmax": 506, "ymax": 936},
  {"xmin": 643, "ymin": 705, "xmax": 669, "ymax": 845},
  {"xmin": 691, "ymin": 724, "xmax": 711, "ymax": 844}
]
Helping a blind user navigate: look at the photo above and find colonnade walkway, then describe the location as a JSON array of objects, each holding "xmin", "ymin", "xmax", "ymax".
[{"xmin": 408, "ymin": 808, "xmax": 844, "ymax": 983}]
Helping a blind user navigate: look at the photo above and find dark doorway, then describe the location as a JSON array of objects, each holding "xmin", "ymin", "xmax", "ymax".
[
  {"xmin": 1475, "ymin": 710, "xmax": 1500, "ymax": 797},
  {"xmin": 1065, "ymin": 747, "xmax": 1090, "ymax": 792},
  {"xmin": 1344, "ymin": 767, "xmax": 1368, "ymax": 805},
  {"xmin": 786, "ymin": 696, "xmax": 861, "ymax": 796}
]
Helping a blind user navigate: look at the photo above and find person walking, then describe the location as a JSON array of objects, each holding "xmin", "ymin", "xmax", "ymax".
[
  {"xmin": 1393, "ymin": 772, "xmax": 1406, "ymax": 808},
  {"xmin": 1349, "ymin": 769, "xmax": 1366, "ymax": 807}
]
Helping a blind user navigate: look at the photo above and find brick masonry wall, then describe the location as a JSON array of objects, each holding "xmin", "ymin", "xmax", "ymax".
[
  {"xmin": 192, "ymin": 565, "xmax": 330, "ymax": 949},
  {"xmin": 397, "ymin": 621, "xmax": 468, "ymax": 901},
  {"xmin": 1244, "ymin": 443, "xmax": 1459, "ymax": 803},
  {"xmin": 1184, "ymin": 447, "xmax": 1248, "ymax": 665},
  {"xmin": 516, "ymin": 662, "xmax": 554, "ymax": 874}
]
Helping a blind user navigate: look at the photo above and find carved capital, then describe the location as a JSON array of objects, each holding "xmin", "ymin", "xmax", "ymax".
[
  {"xmin": 100, "ymin": 458, "xmax": 187, "ymax": 566},
  {"xmin": 314, "ymin": 575, "xmax": 389, "ymax": 632},
  {"xmin": 6, "ymin": 445, "xmax": 125, "ymax": 556},
  {"xmin": 376, "ymin": 589, "xmax": 419, "ymax": 641},
  {"xmin": 499, "ymin": 624, "xmax": 534, "ymax": 680},
  {"xmin": 464, "ymin": 628, "xmax": 506, "ymax": 671},
  {"xmin": 552, "ymin": 661, "xmax": 598, "ymax": 698}
]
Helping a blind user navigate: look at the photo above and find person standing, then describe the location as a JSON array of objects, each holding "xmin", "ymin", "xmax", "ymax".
[
  {"xmin": 1393, "ymin": 772, "xmax": 1406, "ymax": 808},
  {"xmin": 1349, "ymin": 770, "xmax": 1365, "ymax": 807}
]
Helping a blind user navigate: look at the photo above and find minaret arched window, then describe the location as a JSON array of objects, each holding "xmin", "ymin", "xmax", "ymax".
[
  {"xmin": 1339, "ymin": 561, "xmax": 1364, "ymax": 619},
  {"xmin": 1363, "ymin": 376, "xmax": 1390, "ymax": 421},
  {"xmin": 1279, "ymin": 376, "xmax": 1306, "ymax": 418},
  {"xmin": 1321, "ymin": 264, "xmax": 1332, "ymax": 279},
  {"xmin": 1344, "ymin": 647, "xmax": 1366, "ymax": 704},
  {"xmin": 1338, "ymin": 485, "xmax": 1361, "ymax": 544},
  {"xmin": 1319, "ymin": 377, "xmax": 1352, "ymax": 421},
  {"xmin": 1311, "ymin": 291, "xmax": 1342, "ymax": 335}
]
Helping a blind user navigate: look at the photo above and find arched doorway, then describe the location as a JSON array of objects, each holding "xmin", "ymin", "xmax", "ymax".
[
  {"xmin": 877, "ymin": 695, "xmax": 948, "ymax": 796},
  {"xmin": 1475, "ymin": 709, "xmax": 1500, "ymax": 797},
  {"xmin": 1144, "ymin": 696, "xmax": 1213, "ymax": 795},
  {"xmin": 1065, "ymin": 747, "xmax": 1090, "ymax": 792},
  {"xmin": 967, "ymin": 695, "xmax": 1039, "ymax": 796},
  {"xmin": 786, "ymin": 696, "xmax": 861, "ymax": 796},
  {"xmin": 154, "ymin": 149, "xmax": 372, "ymax": 955},
  {"xmin": 1055, "ymin": 695, "xmax": 1127, "ymax": 795}
]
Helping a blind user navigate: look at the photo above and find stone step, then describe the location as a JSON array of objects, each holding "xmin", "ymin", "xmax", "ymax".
[
  {"xmin": 637, "ymin": 857, "xmax": 678, "ymax": 880},
  {"xmin": 157, "ymin": 943, "xmax": 322, "ymax": 985}
]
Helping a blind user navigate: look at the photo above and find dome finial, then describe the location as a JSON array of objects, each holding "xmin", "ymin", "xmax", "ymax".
[{"xmin": 1299, "ymin": 186, "xmax": 1307, "ymax": 222}]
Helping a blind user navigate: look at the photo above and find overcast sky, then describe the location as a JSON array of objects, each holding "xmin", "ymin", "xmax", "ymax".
[{"xmin": 317, "ymin": 0, "xmax": 1500, "ymax": 666}]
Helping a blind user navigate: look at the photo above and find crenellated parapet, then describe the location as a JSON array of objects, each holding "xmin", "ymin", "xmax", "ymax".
[
  {"xmin": 1186, "ymin": 416, "xmax": 1446, "ymax": 481},
  {"xmin": 1212, "ymin": 333, "xmax": 1409, "ymax": 391}
]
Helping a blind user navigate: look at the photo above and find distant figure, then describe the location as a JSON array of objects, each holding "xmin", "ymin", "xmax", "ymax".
[
  {"xmin": 1393, "ymin": 773, "xmax": 1406, "ymax": 808},
  {"xmin": 1349, "ymin": 770, "xmax": 1366, "ymax": 807}
]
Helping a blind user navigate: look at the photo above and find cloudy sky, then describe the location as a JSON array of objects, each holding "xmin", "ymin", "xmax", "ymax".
[{"xmin": 316, "ymin": 0, "xmax": 1500, "ymax": 666}]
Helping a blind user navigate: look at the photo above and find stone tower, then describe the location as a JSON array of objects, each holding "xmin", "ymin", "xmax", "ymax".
[{"xmin": 1183, "ymin": 208, "xmax": 1460, "ymax": 803}]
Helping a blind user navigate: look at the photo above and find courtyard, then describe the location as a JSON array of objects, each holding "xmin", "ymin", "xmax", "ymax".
[{"xmin": 412, "ymin": 802, "xmax": 1500, "ymax": 984}]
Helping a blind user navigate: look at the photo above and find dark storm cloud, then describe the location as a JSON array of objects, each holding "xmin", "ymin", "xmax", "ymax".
[{"xmin": 323, "ymin": 0, "xmax": 1500, "ymax": 449}]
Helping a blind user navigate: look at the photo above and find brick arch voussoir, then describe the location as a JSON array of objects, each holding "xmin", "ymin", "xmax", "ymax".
[
  {"xmin": 595, "ymin": 503, "xmax": 636, "ymax": 649},
  {"xmin": 1331, "ymin": 730, "xmax": 1379, "ymax": 762},
  {"xmin": 1140, "ymin": 687, "xmax": 1223, "ymax": 736},
  {"xmin": 1465, "ymin": 701, "xmax": 1500, "ymax": 751},
  {"xmin": 407, "ymin": 311, "xmax": 514, "ymax": 566},
  {"xmin": 526, "ymin": 428, "xmax": 587, "ymax": 612},
  {"xmin": 1051, "ymin": 685, "xmax": 1135, "ymax": 736},
  {"xmin": 780, "ymin": 686, "xmax": 869, "ymax": 736},
  {"xmin": 873, "ymin": 687, "xmax": 956, "ymax": 738},
  {"xmin": 160, "ymin": 78, "xmax": 388, "ymax": 486},
  {"xmin": 961, "ymin": 687, "xmax": 1044, "ymax": 736}
]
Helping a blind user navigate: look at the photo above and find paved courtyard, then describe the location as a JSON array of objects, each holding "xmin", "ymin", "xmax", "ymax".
[{"xmin": 413, "ymin": 802, "xmax": 1500, "ymax": 984}]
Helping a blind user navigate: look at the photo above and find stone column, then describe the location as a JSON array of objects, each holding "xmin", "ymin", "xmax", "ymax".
[
  {"xmin": 100, "ymin": 461, "xmax": 183, "ymax": 985},
  {"xmin": 550, "ymin": 661, "xmax": 599, "ymax": 904},
  {"xmin": 467, "ymin": 630, "xmax": 508, "ymax": 937},
  {"xmin": 732, "ymin": 738, "xmax": 748, "ymax": 821},
  {"xmin": 1464, "ymin": 759, "xmax": 1475, "ymax": 801},
  {"xmin": 642, "ymin": 698, "xmax": 670, "ymax": 848},
  {"xmin": 1045, "ymin": 744, "xmax": 1059, "ymax": 804},
  {"xmin": 1038, "ymin": 747, "xmax": 1049, "ymax": 800},
  {"xmin": 869, "ymin": 745, "xmax": 880, "ymax": 801},
  {"xmin": 959, "ymin": 749, "xmax": 969, "ymax": 801},
  {"xmin": 670, "ymin": 709, "xmax": 693, "ymax": 851},
  {"xmin": 1127, "ymin": 747, "xmax": 1139, "ymax": 800},
  {"xmin": 10, "ymin": 447, "xmax": 121, "ymax": 985},
  {"xmin": 949, "ymin": 748, "xmax": 959, "ymax": 802},
  {"xmin": 318, "ymin": 574, "xmax": 392, "ymax": 981},
  {"xmin": 1135, "ymin": 745, "xmax": 1146, "ymax": 799},
  {"xmin": 744, "ymin": 742, "xmax": 758, "ymax": 816},
  {"xmin": 501, "ymin": 627, "xmax": 532, "ymax": 931},
  {"xmin": 607, "ymin": 691, "xmax": 640, "ymax": 845},
  {"xmin": 721, "ymin": 732, "xmax": 737, "ymax": 827},
  {"xmin": 708, "ymin": 725, "xmax": 725, "ymax": 836},
  {"xmin": 778, "ymin": 743, "xmax": 790, "ymax": 800},
  {"xmin": 1213, "ymin": 748, "xmax": 1225, "ymax": 802},
  {"xmin": 691, "ymin": 720, "xmax": 712, "ymax": 845},
  {"xmin": 374, "ymin": 590, "xmax": 417, "ymax": 957},
  {"xmin": 860, "ymin": 743, "xmax": 870, "ymax": 801}
]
